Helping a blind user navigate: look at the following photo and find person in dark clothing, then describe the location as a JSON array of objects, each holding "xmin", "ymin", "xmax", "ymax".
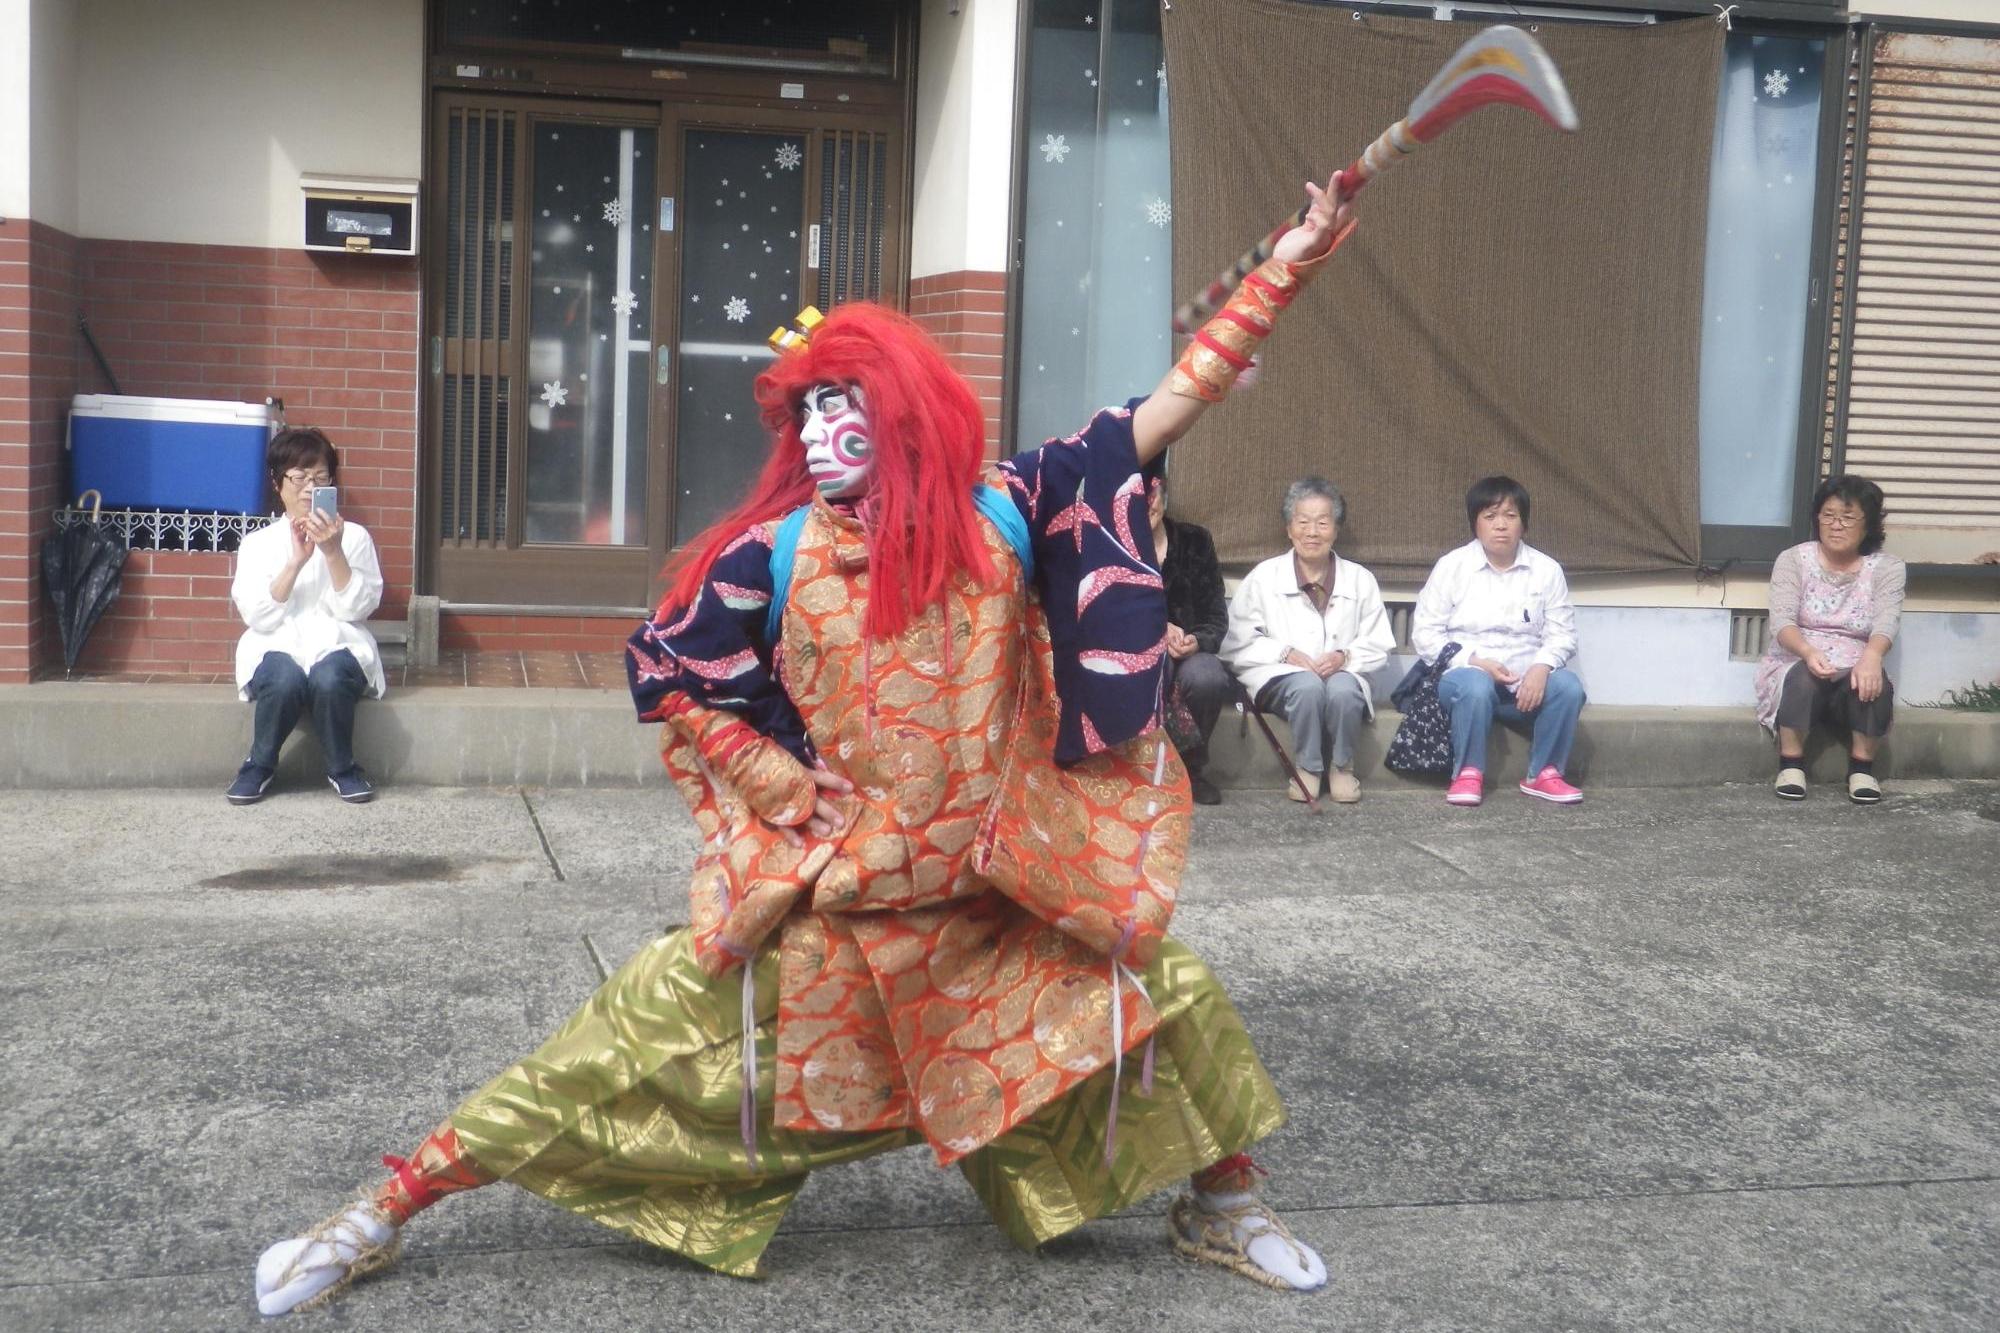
[{"xmin": 1146, "ymin": 460, "xmax": 1231, "ymax": 805}]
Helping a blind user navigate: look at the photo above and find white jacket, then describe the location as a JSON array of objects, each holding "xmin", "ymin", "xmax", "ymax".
[
  {"xmin": 231, "ymin": 517, "xmax": 386, "ymax": 701},
  {"xmin": 1221, "ymin": 551, "xmax": 1395, "ymax": 712}
]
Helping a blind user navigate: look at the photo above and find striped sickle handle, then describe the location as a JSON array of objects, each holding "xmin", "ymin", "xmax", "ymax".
[
  {"xmin": 1168, "ymin": 129, "xmax": 1403, "ymax": 335},
  {"xmin": 1168, "ymin": 26, "xmax": 1578, "ymax": 335}
]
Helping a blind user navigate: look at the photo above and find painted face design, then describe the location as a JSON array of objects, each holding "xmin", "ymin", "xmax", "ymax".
[{"xmin": 801, "ymin": 383, "xmax": 872, "ymax": 499}]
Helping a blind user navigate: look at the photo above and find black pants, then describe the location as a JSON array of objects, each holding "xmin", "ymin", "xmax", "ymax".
[
  {"xmin": 1164, "ymin": 650, "xmax": 1233, "ymax": 772},
  {"xmin": 246, "ymin": 649, "xmax": 369, "ymax": 776},
  {"xmin": 1775, "ymin": 660, "xmax": 1894, "ymax": 741}
]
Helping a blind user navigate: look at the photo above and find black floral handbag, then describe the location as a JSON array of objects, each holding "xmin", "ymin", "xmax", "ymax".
[{"xmin": 1383, "ymin": 642, "xmax": 1461, "ymax": 775}]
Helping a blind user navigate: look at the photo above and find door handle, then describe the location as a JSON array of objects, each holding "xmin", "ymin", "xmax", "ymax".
[{"xmin": 656, "ymin": 344, "xmax": 672, "ymax": 388}]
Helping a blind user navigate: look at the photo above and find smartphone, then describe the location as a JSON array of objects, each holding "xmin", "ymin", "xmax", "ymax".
[{"xmin": 311, "ymin": 486, "xmax": 339, "ymax": 521}]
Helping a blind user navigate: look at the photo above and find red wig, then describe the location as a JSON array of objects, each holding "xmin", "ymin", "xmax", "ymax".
[{"xmin": 660, "ymin": 303, "xmax": 997, "ymax": 640}]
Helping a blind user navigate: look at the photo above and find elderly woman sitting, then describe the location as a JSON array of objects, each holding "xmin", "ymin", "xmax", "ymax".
[
  {"xmin": 1411, "ymin": 476, "xmax": 1584, "ymax": 807},
  {"xmin": 1755, "ymin": 474, "xmax": 1905, "ymax": 804},
  {"xmin": 1222, "ymin": 477, "xmax": 1394, "ymax": 803}
]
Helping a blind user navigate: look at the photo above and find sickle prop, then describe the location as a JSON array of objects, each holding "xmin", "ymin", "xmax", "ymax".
[{"xmin": 1171, "ymin": 24, "xmax": 1580, "ymax": 334}]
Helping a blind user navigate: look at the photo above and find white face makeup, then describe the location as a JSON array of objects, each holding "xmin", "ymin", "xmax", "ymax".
[{"xmin": 800, "ymin": 383, "xmax": 872, "ymax": 500}]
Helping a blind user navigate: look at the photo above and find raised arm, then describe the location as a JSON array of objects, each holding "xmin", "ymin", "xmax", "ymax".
[{"xmin": 1132, "ymin": 172, "xmax": 1358, "ymax": 464}]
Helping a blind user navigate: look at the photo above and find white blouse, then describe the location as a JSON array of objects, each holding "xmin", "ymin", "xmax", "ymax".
[
  {"xmin": 1410, "ymin": 539, "xmax": 1576, "ymax": 677},
  {"xmin": 230, "ymin": 517, "xmax": 386, "ymax": 701}
]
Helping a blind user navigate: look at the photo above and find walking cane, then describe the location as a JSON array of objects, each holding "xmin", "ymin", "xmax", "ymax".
[{"xmin": 1232, "ymin": 678, "xmax": 1324, "ymax": 812}]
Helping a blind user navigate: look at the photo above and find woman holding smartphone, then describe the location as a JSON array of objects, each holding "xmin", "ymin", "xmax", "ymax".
[{"xmin": 226, "ymin": 426, "xmax": 385, "ymax": 804}]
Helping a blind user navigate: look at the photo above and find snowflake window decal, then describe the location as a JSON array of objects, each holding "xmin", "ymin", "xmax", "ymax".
[
  {"xmin": 1144, "ymin": 196, "xmax": 1172, "ymax": 229},
  {"xmin": 1040, "ymin": 134, "xmax": 1071, "ymax": 165},
  {"xmin": 540, "ymin": 381, "xmax": 569, "ymax": 408},
  {"xmin": 775, "ymin": 142, "xmax": 803, "ymax": 171},
  {"xmin": 723, "ymin": 296, "xmax": 751, "ymax": 324},
  {"xmin": 611, "ymin": 291, "xmax": 638, "ymax": 316},
  {"xmin": 602, "ymin": 198, "xmax": 626, "ymax": 225},
  {"xmin": 1763, "ymin": 70, "xmax": 1790, "ymax": 98}
]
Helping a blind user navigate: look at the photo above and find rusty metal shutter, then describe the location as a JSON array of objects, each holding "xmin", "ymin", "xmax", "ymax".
[{"xmin": 1841, "ymin": 31, "xmax": 2000, "ymax": 562}]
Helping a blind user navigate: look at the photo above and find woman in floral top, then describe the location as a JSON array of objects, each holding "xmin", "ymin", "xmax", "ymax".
[{"xmin": 1755, "ymin": 475, "xmax": 1905, "ymax": 804}]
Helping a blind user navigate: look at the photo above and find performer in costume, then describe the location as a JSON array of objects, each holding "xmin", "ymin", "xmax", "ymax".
[{"xmin": 253, "ymin": 173, "xmax": 1358, "ymax": 1317}]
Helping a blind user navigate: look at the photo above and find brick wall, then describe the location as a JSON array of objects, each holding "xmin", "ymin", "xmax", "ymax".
[
  {"xmin": 0, "ymin": 219, "xmax": 81, "ymax": 683},
  {"xmin": 441, "ymin": 611, "xmax": 637, "ymax": 655},
  {"xmin": 908, "ymin": 270, "xmax": 1007, "ymax": 455},
  {"xmin": 64, "ymin": 240, "xmax": 422, "ymax": 675}
]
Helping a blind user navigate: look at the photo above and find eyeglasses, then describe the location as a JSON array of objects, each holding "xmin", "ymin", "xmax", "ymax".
[
  {"xmin": 1818, "ymin": 511, "xmax": 1863, "ymax": 530},
  {"xmin": 281, "ymin": 469, "xmax": 333, "ymax": 489}
]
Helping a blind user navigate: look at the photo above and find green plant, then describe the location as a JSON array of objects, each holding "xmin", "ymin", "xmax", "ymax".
[{"xmin": 1925, "ymin": 680, "xmax": 2000, "ymax": 712}]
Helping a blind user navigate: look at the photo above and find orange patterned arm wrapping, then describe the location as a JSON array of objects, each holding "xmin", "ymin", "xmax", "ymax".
[
  {"xmin": 656, "ymin": 693, "xmax": 817, "ymax": 827},
  {"xmin": 1167, "ymin": 233, "xmax": 1348, "ymax": 404}
]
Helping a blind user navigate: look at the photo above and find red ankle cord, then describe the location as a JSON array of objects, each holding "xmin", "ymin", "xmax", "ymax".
[{"xmin": 381, "ymin": 1154, "xmax": 438, "ymax": 1212}]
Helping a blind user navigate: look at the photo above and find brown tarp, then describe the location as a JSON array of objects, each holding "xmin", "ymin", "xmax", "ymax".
[{"xmin": 1162, "ymin": 4, "xmax": 1723, "ymax": 577}]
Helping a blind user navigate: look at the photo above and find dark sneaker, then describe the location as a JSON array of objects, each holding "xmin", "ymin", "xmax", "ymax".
[
  {"xmin": 1189, "ymin": 771, "xmax": 1223, "ymax": 806},
  {"xmin": 327, "ymin": 769, "xmax": 376, "ymax": 804},
  {"xmin": 226, "ymin": 763, "xmax": 276, "ymax": 805}
]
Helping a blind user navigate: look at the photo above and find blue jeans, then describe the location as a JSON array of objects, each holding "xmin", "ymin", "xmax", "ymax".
[
  {"xmin": 1436, "ymin": 666, "xmax": 1585, "ymax": 777},
  {"xmin": 245, "ymin": 649, "xmax": 369, "ymax": 777}
]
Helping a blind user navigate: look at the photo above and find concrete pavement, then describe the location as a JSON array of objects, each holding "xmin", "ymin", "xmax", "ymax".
[{"xmin": 2, "ymin": 780, "xmax": 1997, "ymax": 1330}]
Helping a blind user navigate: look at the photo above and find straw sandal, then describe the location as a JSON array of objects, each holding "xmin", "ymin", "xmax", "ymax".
[
  {"xmin": 1167, "ymin": 1192, "xmax": 1320, "ymax": 1291},
  {"xmin": 256, "ymin": 1197, "xmax": 400, "ymax": 1315}
]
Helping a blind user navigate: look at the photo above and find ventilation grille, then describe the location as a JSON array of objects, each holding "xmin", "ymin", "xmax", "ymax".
[
  {"xmin": 1386, "ymin": 601, "xmax": 1417, "ymax": 653},
  {"xmin": 817, "ymin": 130, "xmax": 890, "ymax": 310},
  {"xmin": 1730, "ymin": 608, "xmax": 1771, "ymax": 661}
]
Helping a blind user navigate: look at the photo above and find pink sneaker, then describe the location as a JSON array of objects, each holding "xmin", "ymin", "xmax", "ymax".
[
  {"xmin": 1519, "ymin": 766, "xmax": 1583, "ymax": 804},
  {"xmin": 1445, "ymin": 767, "xmax": 1484, "ymax": 807}
]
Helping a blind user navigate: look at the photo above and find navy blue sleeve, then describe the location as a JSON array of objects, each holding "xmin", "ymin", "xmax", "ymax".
[
  {"xmin": 625, "ymin": 524, "xmax": 814, "ymax": 764},
  {"xmin": 996, "ymin": 399, "xmax": 1167, "ymax": 763}
]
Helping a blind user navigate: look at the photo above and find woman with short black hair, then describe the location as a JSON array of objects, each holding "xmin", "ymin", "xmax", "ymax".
[
  {"xmin": 1410, "ymin": 475, "xmax": 1585, "ymax": 807},
  {"xmin": 1755, "ymin": 474, "xmax": 1904, "ymax": 804},
  {"xmin": 227, "ymin": 426, "xmax": 385, "ymax": 804}
]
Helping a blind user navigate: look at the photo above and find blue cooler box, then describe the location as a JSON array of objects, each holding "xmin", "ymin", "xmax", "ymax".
[{"xmin": 69, "ymin": 394, "xmax": 277, "ymax": 514}]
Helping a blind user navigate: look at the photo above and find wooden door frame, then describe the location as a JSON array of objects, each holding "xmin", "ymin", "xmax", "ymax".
[
  {"xmin": 647, "ymin": 101, "xmax": 906, "ymax": 606},
  {"xmin": 426, "ymin": 92, "xmax": 666, "ymax": 607},
  {"xmin": 422, "ymin": 93, "xmax": 912, "ymax": 612}
]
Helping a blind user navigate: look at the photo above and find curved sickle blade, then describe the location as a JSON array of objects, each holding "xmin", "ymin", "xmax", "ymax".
[
  {"xmin": 1169, "ymin": 25, "xmax": 1578, "ymax": 334},
  {"xmin": 1405, "ymin": 24, "xmax": 1579, "ymax": 143}
]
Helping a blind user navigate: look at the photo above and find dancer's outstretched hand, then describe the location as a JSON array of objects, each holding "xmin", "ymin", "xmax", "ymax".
[{"xmin": 1272, "ymin": 172, "xmax": 1357, "ymax": 265}]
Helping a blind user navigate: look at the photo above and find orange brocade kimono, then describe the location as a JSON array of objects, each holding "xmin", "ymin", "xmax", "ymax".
[
  {"xmin": 449, "ymin": 409, "xmax": 1284, "ymax": 1276},
  {"xmin": 668, "ymin": 482, "xmax": 1186, "ymax": 1164}
]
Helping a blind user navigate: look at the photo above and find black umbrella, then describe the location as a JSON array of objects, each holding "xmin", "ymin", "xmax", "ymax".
[{"xmin": 40, "ymin": 490, "xmax": 130, "ymax": 677}]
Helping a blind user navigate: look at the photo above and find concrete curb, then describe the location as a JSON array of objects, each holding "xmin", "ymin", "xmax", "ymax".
[{"xmin": 3, "ymin": 682, "xmax": 1997, "ymax": 790}]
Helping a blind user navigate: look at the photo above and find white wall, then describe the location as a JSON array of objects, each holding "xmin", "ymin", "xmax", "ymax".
[
  {"xmin": 911, "ymin": 0, "xmax": 1019, "ymax": 278},
  {"xmin": 0, "ymin": 2, "xmax": 29, "ymax": 222},
  {"xmin": 28, "ymin": 0, "xmax": 78, "ymax": 234},
  {"xmin": 1356, "ymin": 606, "xmax": 1999, "ymax": 712},
  {"xmin": 1855, "ymin": 0, "xmax": 2000, "ymax": 22},
  {"xmin": 1, "ymin": 0, "xmax": 80, "ymax": 229},
  {"xmin": 75, "ymin": 0, "xmax": 423, "ymax": 248}
]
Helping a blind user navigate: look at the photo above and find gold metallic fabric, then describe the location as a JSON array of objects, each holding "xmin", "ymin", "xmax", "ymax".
[{"xmin": 450, "ymin": 930, "xmax": 1281, "ymax": 1277}]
